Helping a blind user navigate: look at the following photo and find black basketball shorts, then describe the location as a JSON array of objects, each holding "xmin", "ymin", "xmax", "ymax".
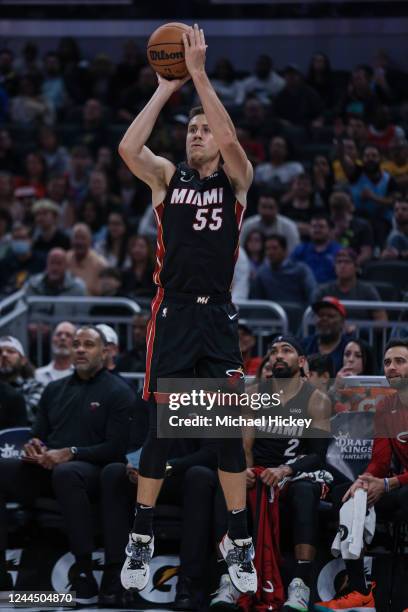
[{"xmin": 142, "ymin": 288, "xmax": 243, "ymax": 401}]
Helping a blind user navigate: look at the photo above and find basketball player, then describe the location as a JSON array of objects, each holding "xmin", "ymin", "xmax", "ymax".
[
  {"xmin": 244, "ymin": 336, "xmax": 331, "ymax": 611},
  {"xmin": 118, "ymin": 25, "xmax": 257, "ymax": 594}
]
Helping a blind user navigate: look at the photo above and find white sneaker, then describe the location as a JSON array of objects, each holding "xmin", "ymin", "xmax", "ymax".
[
  {"xmin": 282, "ymin": 577, "xmax": 310, "ymax": 611},
  {"xmin": 219, "ymin": 533, "xmax": 257, "ymax": 594},
  {"xmin": 120, "ymin": 533, "xmax": 154, "ymax": 591},
  {"xmin": 210, "ymin": 574, "xmax": 240, "ymax": 608}
]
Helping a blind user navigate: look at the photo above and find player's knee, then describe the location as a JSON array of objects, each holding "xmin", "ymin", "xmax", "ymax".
[
  {"xmin": 100, "ymin": 462, "xmax": 127, "ymax": 487},
  {"xmin": 217, "ymin": 439, "xmax": 246, "ymax": 473}
]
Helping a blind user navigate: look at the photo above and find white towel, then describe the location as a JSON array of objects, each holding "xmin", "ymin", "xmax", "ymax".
[{"xmin": 331, "ymin": 488, "xmax": 376, "ymax": 560}]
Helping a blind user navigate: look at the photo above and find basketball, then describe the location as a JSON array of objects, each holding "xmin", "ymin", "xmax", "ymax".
[{"xmin": 147, "ymin": 22, "xmax": 190, "ymax": 80}]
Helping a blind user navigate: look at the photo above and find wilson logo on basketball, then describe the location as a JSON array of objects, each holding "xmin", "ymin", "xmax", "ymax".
[{"xmin": 149, "ymin": 50, "xmax": 184, "ymax": 61}]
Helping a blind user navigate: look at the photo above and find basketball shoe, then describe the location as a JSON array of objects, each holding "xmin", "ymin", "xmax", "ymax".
[
  {"xmin": 314, "ymin": 582, "xmax": 376, "ymax": 611},
  {"xmin": 120, "ymin": 533, "xmax": 154, "ymax": 591},
  {"xmin": 219, "ymin": 533, "xmax": 257, "ymax": 594}
]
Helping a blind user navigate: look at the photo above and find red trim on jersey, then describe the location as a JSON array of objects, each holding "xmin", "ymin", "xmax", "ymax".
[
  {"xmin": 143, "ymin": 287, "xmax": 164, "ymax": 401},
  {"xmin": 153, "ymin": 203, "xmax": 165, "ymax": 287},
  {"xmin": 230, "ymin": 200, "xmax": 245, "ymax": 290}
]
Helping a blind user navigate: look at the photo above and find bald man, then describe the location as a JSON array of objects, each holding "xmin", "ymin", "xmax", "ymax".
[
  {"xmin": 35, "ymin": 321, "xmax": 76, "ymax": 386},
  {"xmin": 66, "ymin": 224, "xmax": 108, "ymax": 295},
  {"xmin": 25, "ymin": 248, "xmax": 86, "ymax": 299}
]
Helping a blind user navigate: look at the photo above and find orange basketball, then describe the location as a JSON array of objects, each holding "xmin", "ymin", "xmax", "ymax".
[{"xmin": 147, "ymin": 22, "xmax": 190, "ymax": 80}]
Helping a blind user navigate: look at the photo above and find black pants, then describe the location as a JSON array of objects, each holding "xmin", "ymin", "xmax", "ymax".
[
  {"xmin": 100, "ymin": 463, "xmax": 224, "ymax": 580},
  {"xmin": 0, "ymin": 459, "xmax": 101, "ymax": 556},
  {"xmin": 282, "ymin": 480, "xmax": 322, "ymax": 548}
]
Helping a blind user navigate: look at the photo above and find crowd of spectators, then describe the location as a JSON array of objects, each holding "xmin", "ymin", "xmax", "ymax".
[
  {"xmin": 0, "ymin": 41, "xmax": 408, "ymax": 318},
  {"xmin": 1, "ymin": 37, "xmax": 408, "ymax": 610}
]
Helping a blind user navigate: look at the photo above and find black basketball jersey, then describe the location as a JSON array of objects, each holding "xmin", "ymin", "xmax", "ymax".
[
  {"xmin": 253, "ymin": 381, "xmax": 316, "ymax": 468},
  {"xmin": 153, "ymin": 163, "xmax": 244, "ymax": 295}
]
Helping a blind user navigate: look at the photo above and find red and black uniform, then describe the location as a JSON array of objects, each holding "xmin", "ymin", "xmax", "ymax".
[
  {"xmin": 366, "ymin": 392, "xmax": 408, "ymax": 485},
  {"xmin": 143, "ymin": 163, "xmax": 245, "ymax": 401},
  {"xmin": 139, "ymin": 163, "xmax": 247, "ymax": 479}
]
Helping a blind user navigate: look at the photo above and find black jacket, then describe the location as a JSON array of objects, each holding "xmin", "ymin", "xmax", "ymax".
[{"xmin": 32, "ymin": 368, "xmax": 134, "ymax": 465}]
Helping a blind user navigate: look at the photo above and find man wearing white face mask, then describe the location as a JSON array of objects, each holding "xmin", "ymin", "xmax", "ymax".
[{"xmin": 0, "ymin": 222, "xmax": 45, "ymax": 296}]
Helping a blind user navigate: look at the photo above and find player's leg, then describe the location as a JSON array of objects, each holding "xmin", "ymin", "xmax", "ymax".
[
  {"xmin": 281, "ymin": 481, "xmax": 320, "ymax": 612},
  {"xmin": 198, "ymin": 304, "xmax": 257, "ymax": 594},
  {"xmin": 122, "ymin": 295, "xmax": 199, "ymax": 592}
]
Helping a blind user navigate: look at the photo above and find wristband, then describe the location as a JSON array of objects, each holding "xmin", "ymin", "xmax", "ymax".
[{"xmin": 384, "ymin": 477, "xmax": 390, "ymax": 493}]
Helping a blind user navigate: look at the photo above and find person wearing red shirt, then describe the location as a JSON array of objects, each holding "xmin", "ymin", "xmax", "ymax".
[{"xmin": 316, "ymin": 338, "xmax": 408, "ymax": 610}]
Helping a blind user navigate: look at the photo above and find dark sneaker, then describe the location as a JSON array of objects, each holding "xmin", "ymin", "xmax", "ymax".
[
  {"xmin": 173, "ymin": 576, "xmax": 199, "ymax": 611},
  {"xmin": 98, "ymin": 566, "xmax": 125, "ymax": 608},
  {"xmin": 69, "ymin": 567, "xmax": 98, "ymax": 606}
]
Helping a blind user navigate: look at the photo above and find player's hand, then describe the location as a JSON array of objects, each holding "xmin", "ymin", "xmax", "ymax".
[
  {"xmin": 126, "ymin": 464, "xmax": 139, "ymax": 485},
  {"xmin": 260, "ymin": 465, "xmax": 292, "ymax": 487},
  {"xmin": 37, "ymin": 448, "xmax": 72, "ymax": 470},
  {"xmin": 156, "ymin": 73, "xmax": 190, "ymax": 93},
  {"xmin": 183, "ymin": 24, "xmax": 207, "ymax": 76},
  {"xmin": 22, "ymin": 438, "xmax": 47, "ymax": 462},
  {"xmin": 359, "ymin": 473, "xmax": 385, "ymax": 507},
  {"xmin": 342, "ymin": 476, "xmax": 368, "ymax": 502},
  {"xmin": 246, "ymin": 468, "xmax": 256, "ymax": 489}
]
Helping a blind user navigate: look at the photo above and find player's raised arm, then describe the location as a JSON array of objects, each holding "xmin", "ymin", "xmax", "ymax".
[
  {"xmin": 183, "ymin": 25, "xmax": 253, "ymax": 197},
  {"xmin": 118, "ymin": 74, "xmax": 189, "ymax": 200}
]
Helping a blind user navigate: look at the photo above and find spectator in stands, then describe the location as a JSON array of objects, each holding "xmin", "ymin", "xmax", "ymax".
[
  {"xmin": 274, "ymin": 64, "xmax": 324, "ymax": 127},
  {"xmin": 209, "ymin": 57, "xmax": 244, "ymax": 107},
  {"xmin": 243, "ymin": 336, "xmax": 331, "ymax": 612},
  {"xmin": 241, "ymin": 192, "xmax": 300, "ymax": 254},
  {"xmin": 243, "ymin": 229, "xmax": 265, "ymax": 278},
  {"xmin": 78, "ymin": 199, "xmax": 107, "ymax": 243},
  {"xmin": 231, "ymin": 246, "xmax": 250, "ymax": 302},
  {"xmin": 254, "ymin": 135, "xmax": 304, "ymax": 191},
  {"xmin": 0, "ymin": 48, "xmax": 18, "ymax": 97},
  {"xmin": 66, "ymin": 145, "xmax": 93, "ymax": 205},
  {"xmin": 16, "ymin": 152, "xmax": 48, "ymax": 199},
  {"xmin": 120, "ymin": 235, "xmax": 155, "ymax": 298},
  {"xmin": 87, "ymin": 54, "xmax": 115, "ymax": 106},
  {"xmin": 382, "ymin": 197, "xmax": 408, "ymax": 260},
  {"xmin": 0, "ymin": 209, "xmax": 11, "ymax": 259},
  {"xmin": 38, "ymin": 126, "xmax": 70, "ymax": 176},
  {"xmin": 250, "ymin": 234, "xmax": 316, "ymax": 305},
  {"xmin": 314, "ymin": 248, "xmax": 387, "ymax": 321},
  {"xmin": 0, "ymin": 222, "xmax": 45, "ymax": 296},
  {"xmin": 110, "ymin": 39, "xmax": 145, "ymax": 99},
  {"xmin": 0, "ymin": 336, "xmax": 44, "ymax": 423},
  {"xmin": 240, "ymin": 96, "xmax": 268, "ymax": 140},
  {"xmin": 25, "ymin": 247, "xmax": 86, "ymax": 300},
  {"xmin": 46, "ymin": 175, "xmax": 74, "ymax": 230},
  {"xmin": 291, "ymin": 214, "xmax": 342, "ymax": 283},
  {"xmin": 0, "ymin": 380, "xmax": 28, "ymax": 429},
  {"xmin": 118, "ymin": 65, "xmax": 157, "ymax": 123},
  {"xmin": 32, "ymin": 199, "xmax": 70, "ymax": 253},
  {"xmin": 0, "ymin": 326, "xmax": 134, "ymax": 605},
  {"xmin": 236, "ymin": 126, "xmax": 265, "ymax": 167},
  {"xmin": 241, "ymin": 54, "xmax": 285, "ymax": 105},
  {"xmin": 349, "ymin": 144, "xmax": 398, "ymax": 245},
  {"xmin": 96, "ymin": 324, "xmax": 119, "ymax": 373},
  {"xmin": 95, "ymin": 210, "xmax": 130, "ymax": 269},
  {"xmin": 367, "ymin": 105, "xmax": 405, "ymax": 152},
  {"xmin": 0, "ymin": 172, "xmax": 16, "ymax": 215},
  {"xmin": 382, "ymin": 137, "xmax": 408, "ymax": 190},
  {"xmin": 113, "ymin": 316, "xmax": 146, "ymax": 378},
  {"xmin": 315, "ymin": 338, "xmax": 408, "ymax": 611},
  {"xmin": 79, "ymin": 98, "xmax": 108, "ymax": 155},
  {"xmin": 10, "ymin": 75, "xmax": 54, "ymax": 127},
  {"xmin": 41, "ymin": 51, "xmax": 67, "ymax": 115},
  {"xmin": 96, "ymin": 267, "xmax": 122, "ymax": 298},
  {"xmin": 35, "ymin": 321, "xmax": 76, "ymax": 386},
  {"xmin": 13, "ymin": 41, "xmax": 42, "ymax": 79},
  {"xmin": 339, "ymin": 65, "xmax": 380, "ymax": 120},
  {"xmin": 0, "ymin": 130, "xmax": 20, "ymax": 174},
  {"xmin": 238, "ymin": 323, "xmax": 262, "ymax": 376},
  {"xmin": 281, "ymin": 173, "xmax": 321, "ymax": 241},
  {"xmin": 346, "ymin": 115, "xmax": 369, "ymax": 150},
  {"xmin": 312, "ymin": 154, "xmax": 334, "ymax": 207},
  {"xmin": 333, "ymin": 338, "xmax": 375, "ymax": 390},
  {"xmin": 329, "ymin": 191, "xmax": 374, "ymax": 266},
  {"xmin": 306, "ymin": 52, "xmax": 335, "ymax": 108},
  {"xmin": 302, "ymin": 296, "xmax": 354, "ymax": 374},
  {"xmin": 115, "ymin": 163, "xmax": 140, "ymax": 218},
  {"xmin": 332, "ymin": 137, "xmax": 362, "ymax": 184},
  {"xmin": 85, "ymin": 169, "xmax": 120, "ymax": 212},
  {"xmin": 307, "ymin": 353, "xmax": 333, "ymax": 394},
  {"xmin": 66, "ymin": 223, "xmax": 108, "ymax": 295}
]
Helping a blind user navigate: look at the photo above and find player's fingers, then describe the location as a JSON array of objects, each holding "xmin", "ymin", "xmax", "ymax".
[
  {"xmin": 199, "ymin": 27, "xmax": 206, "ymax": 47},
  {"xmin": 182, "ymin": 32, "xmax": 190, "ymax": 49},
  {"xmin": 193, "ymin": 23, "xmax": 200, "ymax": 46},
  {"xmin": 342, "ymin": 488, "xmax": 351, "ymax": 502}
]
